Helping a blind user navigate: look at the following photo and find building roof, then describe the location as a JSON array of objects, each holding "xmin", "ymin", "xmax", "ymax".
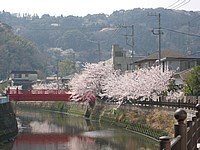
[
  {"xmin": 161, "ymin": 56, "xmax": 200, "ymax": 61},
  {"xmin": 10, "ymin": 70, "xmax": 38, "ymax": 74},
  {"xmin": 174, "ymin": 68, "xmax": 193, "ymax": 81},
  {"xmin": 135, "ymin": 49, "xmax": 185, "ymax": 63}
]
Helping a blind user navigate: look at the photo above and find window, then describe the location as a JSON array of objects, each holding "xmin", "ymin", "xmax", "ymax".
[
  {"xmin": 14, "ymin": 74, "xmax": 22, "ymax": 78},
  {"xmin": 115, "ymin": 51, "xmax": 123, "ymax": 57},
  {"xmin": 116, "ymin": 64, "xmax": 122, "ymax": 70},
  {"xmin": 25, "ymin": 74, "xmax": 29, "ymax": 77}
]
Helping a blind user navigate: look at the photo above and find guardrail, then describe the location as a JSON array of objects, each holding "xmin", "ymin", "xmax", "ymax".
[
  {"xmin": 129, "ymin": 98, "xmax": 198, "ymax": 110},
  {"xmin": 0, "ymin": 96, "xmax": 9, "ymax": 104},
  {"xmin": 159, "ymin": 104, "xmax": 200, "ymax": 150}
]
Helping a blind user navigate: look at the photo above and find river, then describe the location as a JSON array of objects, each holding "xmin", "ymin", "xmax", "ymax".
[{"xmin": 2, "ymin": 108, "xmax": 159, "ymax": 150}]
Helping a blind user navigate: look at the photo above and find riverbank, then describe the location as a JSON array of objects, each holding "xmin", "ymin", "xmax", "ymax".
[
  {"xmin": 0, "ymin": 99, "xmax": 18, "ymax": 144},
  {"xmin": 16, "ymin": 101, "xmax": 175, "ymax": 140}
]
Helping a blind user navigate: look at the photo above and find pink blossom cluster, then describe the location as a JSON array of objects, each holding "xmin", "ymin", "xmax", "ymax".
[
  {"xmin": 32, "ymin": 82, "xmax": 64, "ymax": 89},
  {"xmin": 69, "ymin": 61, "xmax": 114, "ymax": 101},
  {"xmin": 69, "ymin": 61, "xmax": 174, "ymax": 102},
  {"xmin": 102, "ymin": 66, "xmax": 174, "ymax": 101}
]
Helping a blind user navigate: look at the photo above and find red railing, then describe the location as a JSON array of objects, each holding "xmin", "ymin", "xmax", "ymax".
[
  {"xmin": 8, "ymin": 88, "xmax": 72, "ymax": 101},
  {"xmin": 7, "ymin": 88, "xmax": 96, "ymax": 102},
  {"xmin": 8, "ymin": 88, "xmax": 69, "ymax": 94}
]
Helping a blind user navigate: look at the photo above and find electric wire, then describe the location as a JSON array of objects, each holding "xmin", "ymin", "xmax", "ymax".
[
  {"xmin": 166, "ymin": 0, "xmax": 191, "ymax": 9},
  {"xmin": 167, "ymin": 0, "xmax": 181, "ymax": 9},
  {"xmin": 172, "ymin": 0, "xmax": 191, "ymax": 9},
  {"xmin": 162, "ymin": 27, "xmax": 200, "ymax": 38}
]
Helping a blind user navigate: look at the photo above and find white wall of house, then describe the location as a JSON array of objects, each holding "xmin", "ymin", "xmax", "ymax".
[
  {"xmin": 28, "ymin": 74, "xmax": 37, "ymax": 81},
  {"xmin": 166, "ymin": 60, "xmax": 180, "ymax": 71},
  {"xmin": 10, "ymin": 73, "xmax": 37, "ymax": 81},
  {"xmin": 162, "ymin": 59, "xmax": 198, "ymax": 72}
]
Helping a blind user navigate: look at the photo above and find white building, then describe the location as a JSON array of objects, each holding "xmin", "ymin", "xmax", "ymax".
[
  {"xmin": 111, "ymin": 44, "xmax": 144, "ymax": 71},
  {"xmin": 9, "ymin": 71, "xmax": 38, "ymax": 88}
]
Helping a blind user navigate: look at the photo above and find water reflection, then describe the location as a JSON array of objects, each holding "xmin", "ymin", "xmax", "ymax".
[
  {"xmin": 3, "ymin": 109, "xmax": 159, "ymax": 150},
  {"xmin": 29, "ymin": 121, "xmax": 64, "ymax": 133}
]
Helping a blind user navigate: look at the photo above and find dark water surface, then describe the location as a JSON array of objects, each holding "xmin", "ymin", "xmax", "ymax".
[{"xmin": 2, "ymin": 108, "xmax": 159, "ymax": 150}]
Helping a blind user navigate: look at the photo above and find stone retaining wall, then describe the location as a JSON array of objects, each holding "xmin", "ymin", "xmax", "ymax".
[{"xmin": 0, "ymin": 102, "xmax": 18, "ymax": 143}]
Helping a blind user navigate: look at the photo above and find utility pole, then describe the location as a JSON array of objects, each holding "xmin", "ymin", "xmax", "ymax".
[
  {"xmin": 186, "ymin": 21, "xmax": 191, "ymax": 55},
  {"xmin": 120, "ymin": 25, "xmax": 135, "ymax": 70},
  {"xmin": 56, "ymin": 59, "xmax": 59, "ymax": 90},
  {"xmin": 97, "ymin": 41, "xmax": 101, "ymax": 62},
  {"xmin": 149, "ymin": 13, "xmax": 162, "ymax": 65}
]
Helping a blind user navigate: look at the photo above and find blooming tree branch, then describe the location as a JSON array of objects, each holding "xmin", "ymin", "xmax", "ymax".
[{"xmin": 69, "ymin": 61, "xmax": 174, "ymax": 103}]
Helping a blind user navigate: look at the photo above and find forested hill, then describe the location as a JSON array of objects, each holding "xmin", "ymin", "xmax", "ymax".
[
  {"xmin": 0, "ymin": 22, "xmax": 44, "ymax": 79},
  {"xmin": 0, "ymin": 8, "xmax": 200, "ymax": 78}
]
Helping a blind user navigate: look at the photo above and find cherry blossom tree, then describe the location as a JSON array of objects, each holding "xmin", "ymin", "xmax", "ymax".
[
  {"xmin": 101, "ymin": 66, "xmax": 174, "ymax": 103},
  {"xmin": 69, "ymin": 61, "xmax": 115, "ymax": 101},
  {"xmin": 69, "ymin": 61, "xmax": 174, "ymax": 103}
]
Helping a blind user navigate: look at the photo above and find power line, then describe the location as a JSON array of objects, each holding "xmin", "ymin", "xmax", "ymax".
[
  {"xmin": 166, "ymin": 0, "xmax": 191, "ymax": 9},
  {"xmin": 162, "ymin": 27, "xmax": 200, "ymax": 38},
  {"xmin": 172, "ymin": 0, "xmax": 191, "ymax": 9},
  {"xmin": 167, "ymin": 0, "xmax": 181, "ymax": 9}
]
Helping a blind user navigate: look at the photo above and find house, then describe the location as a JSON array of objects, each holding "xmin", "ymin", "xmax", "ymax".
[
  {"xmin": 134, "ymin": 49, "xmax": 200, "ymax": 88},
  {"xmin": 134, "ymin": 49, "xmax": 200, "ymax": 72},
  {"xmin": 9, "ymin": 71, "xmax": 38, "ymax": 88},
  {"xmin": 111, "ymin": 44, "xmax": 144, "ymax": 71}
]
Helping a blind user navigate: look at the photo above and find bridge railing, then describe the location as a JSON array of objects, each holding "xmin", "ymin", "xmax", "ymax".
[
  {"xmin": 159, "ymin": 104, "xmax": 200, "ymax": 150},
  {"xmin": 8, "ymin": 88, "xmax": 70, "ymax": 95}
]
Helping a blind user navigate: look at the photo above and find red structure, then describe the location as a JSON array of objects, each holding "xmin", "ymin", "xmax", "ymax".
[
  {"xmin": 15, "ymin": 133, "xmax": 95, "ymax": 144},
  {"xmin": 8, "ymin": 88, "xmax": 72, "ymax": 101},
  {"xmin": 8, "ymin": 88, "xmax": 96, "ymax": 102}
]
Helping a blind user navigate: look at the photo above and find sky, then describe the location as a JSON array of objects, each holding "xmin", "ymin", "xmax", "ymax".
[{"xmin": 0, "ymin": 0, "xmax": 200, "ymax": 17}]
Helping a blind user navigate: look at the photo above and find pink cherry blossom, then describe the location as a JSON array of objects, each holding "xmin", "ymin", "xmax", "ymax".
[{"xmin": 69, "ymin": 61, "xmax": 174, "ymax": 103}]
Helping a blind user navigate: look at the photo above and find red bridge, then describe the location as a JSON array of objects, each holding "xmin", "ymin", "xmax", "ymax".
[
  {"xmin": 8, "ymin": 88, "xmax": 96, "ymax": 102},
  {"xmin": 8, "ymin": 88, "xmax": 72, "ymax": 101}
]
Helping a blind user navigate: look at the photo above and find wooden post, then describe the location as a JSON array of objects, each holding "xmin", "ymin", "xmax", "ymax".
[
  {"xmin": 196, "ymin": 104, "xmax": 200, "ymax": 143},
  {"xmin": 159, "ymin": 136, "xmax": 170, "ymax": 150},
  {"xmin": 174, "ymin": 108, "xmax": 187, "ymax": 150},
  {"xmin": 187, "ymin": 120, "xmax": 193, "ymax": 150}
]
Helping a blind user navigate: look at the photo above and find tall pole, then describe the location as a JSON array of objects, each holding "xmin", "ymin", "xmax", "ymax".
[
  {"xmin": 120, "ymin": 25, "xmax": 134, "ymax": 70},
  {"xmin": 98, "ymin": 41, "xmax": 101, "ymax": 62},
  {"xmin": 149, "ymin": 13, "xmax": 162, "ymax": 65},
  {"xmin": 56, "ymin": 59, "xmax": 59, "ymax": 90},
  {"xmin": 131, "ymin": 25, "xmax": 134, "ymax": 70},
  {"xmin": 158, "ymin": 13, "xmax": 161, "ymax": 65}
]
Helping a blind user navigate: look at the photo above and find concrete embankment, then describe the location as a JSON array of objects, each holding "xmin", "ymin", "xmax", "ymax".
[
  {"xmin": 16, "ymin": 101, "xmax": 175, "ymax": 139},
  {"xmin": 0, "ymin": 99, "xmax": 18, "ymax": 143}
]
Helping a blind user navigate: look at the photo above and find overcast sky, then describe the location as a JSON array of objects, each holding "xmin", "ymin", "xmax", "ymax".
[{"xmin": 0, "ymin": 0, "xmax": 199, "ymax": 17}]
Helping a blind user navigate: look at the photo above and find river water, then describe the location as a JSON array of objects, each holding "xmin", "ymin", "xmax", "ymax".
[{"xmin": 2, "ymin": 108, "xmax": 159, "ymax": 150}]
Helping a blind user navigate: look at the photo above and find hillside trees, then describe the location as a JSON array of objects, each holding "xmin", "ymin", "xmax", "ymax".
[
  {"xmin": 1, "ymin": 8, "xmax": 200, "ymax": 63},
  {"xmin": 0, "ymin": 22, "xmax": 44, "ymax": 79}
]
